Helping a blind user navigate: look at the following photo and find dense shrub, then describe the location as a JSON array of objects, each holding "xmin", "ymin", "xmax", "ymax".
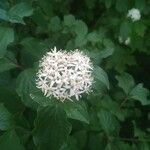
[{"xmin": 0, "ymin": 0, "xmax": 149, "ymax": 149}]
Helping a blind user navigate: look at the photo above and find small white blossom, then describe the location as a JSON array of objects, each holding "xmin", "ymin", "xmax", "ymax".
[
  {"xmin": 36, "ymin": 47, "xmax": 93, "ymax": 102},
  {"xmin": 125, "ymin": 37, "xmax": 130, "ymax": 45},
  {"xmin": 118, "ymin": 36, "xmax": 123, "ymax": 43},
  {"xmin": 127, "ymin": 8, "xmax": 141, "ymax": 22},
  {"xmin": 118, "ymin": 36, "xmax": 130, "ymax": 45}
]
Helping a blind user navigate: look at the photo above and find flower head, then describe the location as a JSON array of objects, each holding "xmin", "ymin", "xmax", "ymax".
[
  {"xmin": 127, "ymin": 8, "xmax": 141, "ymax": 22},
  {"xmin": 118, "ymin": 36, "xmax": 130, "ymax": 45},
  {"xmin": 124, "ymin": 37, "xmax": 130, "ymax": 45},
  {"xmin": 36, "ymin": 47, "xmax": 93, "ymax": 101}
]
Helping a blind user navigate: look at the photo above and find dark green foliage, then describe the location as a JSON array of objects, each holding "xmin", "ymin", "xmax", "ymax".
[
  {"xmin": 33, "ymin": 106, "xmax": 71, "ymax": 150},
  {"xmin": 0, "ymin": 0, "xmax": 149, "ymax": 150}
]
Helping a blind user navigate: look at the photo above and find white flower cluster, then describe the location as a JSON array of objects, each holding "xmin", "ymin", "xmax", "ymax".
[
  {"xmin": 127, "ymin": 8, "xmax": 141, "ymax": 22},
  {"xmin": 119, "ymin": 36, "xmax": 130, "ymax": 45},
  {"xmin": 36, "ymin": 47, "xmax": 93, "ymax": 101}
]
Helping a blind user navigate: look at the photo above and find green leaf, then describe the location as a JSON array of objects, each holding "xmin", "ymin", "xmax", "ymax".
[
  {"xmin": 134, "ymin": 22, "xmax": 146, "ymax": 37},
  {"xmin": 63, "ymin": 101, "xmax": 89, "ymax": 124},
  {"xmin": 133, "ymin": 121, "xmax": 147, "ymax": 138},
  {"xmin": 37, "ymin": 0, "xmax": 53, "ymax": 17},
  {"xmin": 0, "ymin": 57, "xmax": 17, "ymax": 73},
  {"xmin": 116, "ymin": 73, "xmax": 135, "ymax": 95},
  {"xmin": 0, "ymin": 8, "xmax": 8, "ymax": 21},
  {"xmin": 105, "ymin": 0, "xmax": 112, "ymax": 9},
  {"xmin": 120, "ymin": 21, "xmax": 131, "ymax": 40},
  {"xmin": 135, "ymin": 0, "xmax": 146, "ymax": 11},
  {"xmin": 97, "ymin": 109, "xmax": 119, "ymax": 133},
  {"xmin": 116, "ymin": 0, "xmax": 129, "ymax": 12},
  {"xmin": 75, "ymin": 35, "xmax": 87, "ymax": 47},
  {"xmin": 84, "ymin": 49, "xmax": 102, "ymax": 65},
  {"xmin": 0, "ymin": 104, "xmax": 14, "ymax": 130},
  {"xmin": 0, "ymin": 0, "xmax": 8, "ymax": 9},
  {"xmin": 99, "ymin": 48, "xmax": 114, "ymax": 59},
  {"xmin": 105, "ymin": 141, "xmax": 132, "ymax": 150},
  {"xmin": 87, "ymin": 32, "xmax": 102, "ymax": 44},
  {"xmin": 93, "ymin": 66, "xmax": 109, "ymax": 89},
  {"xmin": 100, "ymin": 96, "xmax": 126, "ymax": 121},
  {"xmin": 31, "ymin": 8, "xmax": 47, "ymax": 29},
  {"xmin": 103, "ymin": 38, "xmax": 114, "ymax": 48},
  {"xmin": 87, "ymin": 132, "xmax": 105, "ymax": 150},
  {"xmin": 60, "ymin": 136, "xmax": 78, "ymax": 150},
  {"xmin": 85, "ymin": 47, "xmax": 113, "ymax": 66},
  {"xmin": 85, "ymin": 0, "xmax": 96, "ymax": 9},
  {"xmin": 0, "ymin": 27, "xmax": 14, "ymax": 58},
  {"xmin": 136, "ymin": 142, "xmax": 150, "ymax": 150},
  {"xmin": 0, "ymin": 72, "xmax": 12, "ymax": 86},
  {"xmin": 106, "ymin": 47, "xmax": 136, "ymax": 73},
  {"xmin": 64, "ymin": 15, "xmax": 75, "ymax": 26},
  {"xmin": 73, "ymin": 130, "xmax": 87, "ymax": 149},
  {"xmin": 101, "ymin": 39, "xmax": 114, "ymax": 58},
  {"xmin": 33, "ymin": 106, "xmax": 71, "ymax": 150},
  {"xmin": 0, "ymin": 130, "xmax": 25, "ymax": 150},
  {"xmin": 0, "ymin": 87, "xmax": 24, "ymax": 114},
  {"xmin": 20, "ymin": 37, "xmax": 48, "ymax": 67},
  {"xmin": 20, "ymin": 37, "xmax": 47, "ymax": 60},
  {"xmin": 8, "ymin": 2, "xmax": 33, "ymax": 24},
  {"xmin": 29, "ymin": 88, "xmax": 56, "ymax": 107},
  {"xmin": 74, "ymin": 20, "xmax": 88, "ymax": 37},
  {"xmin": 16, "ymin": 69, "xmax": 38, "ymax": 108},
  {"xmin": 49, "ymin": 16, "xmax": 62, "ymax": 32},
  {"xmin": 130, "ymin": 83, "xmax": 150, "ymax": 105}
]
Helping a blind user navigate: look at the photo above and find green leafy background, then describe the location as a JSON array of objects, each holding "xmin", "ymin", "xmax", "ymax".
[{"xmin": 0, "ymin": 0, "xmax": 149, "ymax": 150}]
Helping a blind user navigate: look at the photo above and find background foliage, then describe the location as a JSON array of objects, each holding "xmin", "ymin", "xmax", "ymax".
[{"xmin": 0, "ymin": 0, "xmax": 150, "ymax": 150}]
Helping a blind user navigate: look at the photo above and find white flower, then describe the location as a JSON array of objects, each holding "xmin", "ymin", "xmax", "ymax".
[
  {"xmin": 125, "ymin": 37, "xmax": 130, "ymax": 45},
  {"xmin": 118, "ymin": 36, "xmax": 130, "ymax": 45},
  {"xmin": 127, "ymin": 8, "xmax": 141, "ymax": 22},
  {"xmin": 36, "ymin": 47, "xmax": 93, "ymax": 102},
  {"xmin": 118, "ymin": 36, "xmax": 123, "ymax": 43}
]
